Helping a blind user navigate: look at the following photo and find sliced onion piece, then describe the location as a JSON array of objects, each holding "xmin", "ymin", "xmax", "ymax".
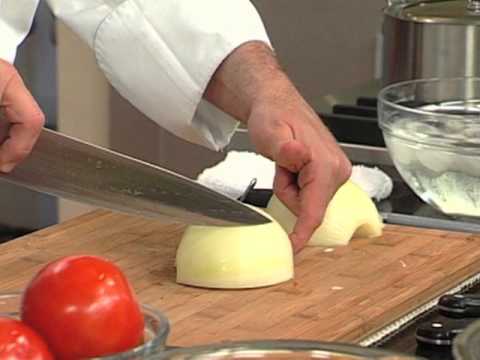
[{"xmin": 266, "ymin": 181, "xmax": 383, "ymax": 247}]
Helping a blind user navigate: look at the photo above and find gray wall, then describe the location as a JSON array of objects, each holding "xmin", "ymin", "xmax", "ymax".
[
  {"xmin": 252, "ymin": 0, "xmax": 385, "ymax": 110},
  {"xmin": 16, "ymin": 2, "xmax": 57, "ymax": 129}
]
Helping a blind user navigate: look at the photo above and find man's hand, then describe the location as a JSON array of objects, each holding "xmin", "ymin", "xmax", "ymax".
[
  {"xmin": 204, "ymin": 42, "xmax": 351, "ymax": 252},
  {"xmin": 248, "ymin": 89, "xmax": 351, "ymax": 252},
  {"xmin": 0, "ymin": 60, "xmax": 44, "ymax": 173}
]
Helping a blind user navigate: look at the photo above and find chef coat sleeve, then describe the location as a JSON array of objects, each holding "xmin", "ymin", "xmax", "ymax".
[
  {"xmin": 47, "ymin": 0, "xmax": 272, "ymax": 151},
  {"xmin": 0, "ymin": 0, "xmax": 39, "ymax": 63}
]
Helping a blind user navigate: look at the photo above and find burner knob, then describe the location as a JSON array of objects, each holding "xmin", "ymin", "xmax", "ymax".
[
  {"xmin": 438, "ymin": 294, "xmax": 480, "ymax": 317},
  {"xmin": 416, "ymin": 317, "xmax": 473, "ymax": 347}
]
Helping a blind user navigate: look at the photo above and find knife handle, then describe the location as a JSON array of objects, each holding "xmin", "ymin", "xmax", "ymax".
[
  {"xmin": 238, "ymin": 178, "xmax": 258, "ymax": 202},
  {"xmin": 240, "ymin": 189, "xmax": 273, "ymax": 208},
  {"xmin": 438, "ymin": 294, "xmax": 480, "ymax": 318}
]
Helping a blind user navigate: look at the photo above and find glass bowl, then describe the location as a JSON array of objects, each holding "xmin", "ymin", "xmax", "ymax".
[
  {"xmin": 378, "ymin": 77, "xmax": 480, "ymax": 219},
  {"xmin": 0, "ymin": 292, "xmax": 170, "ymax": 359},
  {"xmin": 453, "ymin": 319, "xmax": 480, "ymax": 360},
  {"xmin": 145, "ymin": 340, "xmax": 420, "ymax": 359}
]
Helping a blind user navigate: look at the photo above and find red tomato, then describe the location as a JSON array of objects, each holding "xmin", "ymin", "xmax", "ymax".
[
  {"xmin": 21, "ymin": 255, "xmax": 144, "ymax": 360},
  {"xmin": 0, "ymin": 317, "xmax": 53, "ymax": 360}
]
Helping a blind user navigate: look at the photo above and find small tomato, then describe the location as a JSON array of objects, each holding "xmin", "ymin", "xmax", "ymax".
[
  {"xmin": 21, "ymin": 255, "xmax": 144, "ymax": 359},
  {"xmin": 0, "ymin": 317, "xmax": 53, "ymax": 360}
]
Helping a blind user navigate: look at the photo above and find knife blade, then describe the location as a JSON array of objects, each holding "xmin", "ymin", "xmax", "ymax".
[{"xmin": 0, "ymin": 128, "xmax": 270, "ymax": 226}]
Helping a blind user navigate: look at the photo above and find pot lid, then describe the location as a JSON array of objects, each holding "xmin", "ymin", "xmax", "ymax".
[{"xmin": 390, "ymin": 0, "xmax": 480, "ymax": 24}]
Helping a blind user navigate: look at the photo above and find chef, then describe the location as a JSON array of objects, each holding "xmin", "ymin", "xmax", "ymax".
[{"xmin": 0, "ymin": 0, "xmax": 351, "ymax": 252}]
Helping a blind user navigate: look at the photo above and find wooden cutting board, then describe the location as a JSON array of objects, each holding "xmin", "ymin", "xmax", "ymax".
[{"xmin": 1, "ymin": 209, "xmax": 480, "ymax": 347}]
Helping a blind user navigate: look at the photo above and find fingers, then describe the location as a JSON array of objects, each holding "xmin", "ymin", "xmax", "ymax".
[
  {"xmin": 273, "ymin": 140, "xmax": 311, "ymax": 216},
  {"xmin": 273, "ymin": 139, "xmax": 351, "ymax": 253},
  {"xmin": 245, "ymin": 81, "xmax": 352, "ymax": 254},
  {"xmin": 291, "ymin": 151, "xmax": 352, "ymax": 253},
  {"xmin": 273, "ymin": 165, "xmax": 299, "ymax": 215},
  {"xmin": 0, "ymin": 63, "xmax": 44, "ymax": 173},
  {"xmin": 273, "ymin": 140, "xmax": 324, "ymax": 253},
  {"xmin": 290, "ymin": 162, "xmax": 335, "ymax": 252}
]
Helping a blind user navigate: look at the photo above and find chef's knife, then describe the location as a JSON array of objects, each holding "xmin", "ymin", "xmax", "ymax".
[{"xmin": 0, "ymin": 128, "xmax": 270, "ymax": 226}]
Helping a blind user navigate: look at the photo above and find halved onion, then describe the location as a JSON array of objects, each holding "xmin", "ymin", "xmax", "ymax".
[
  {"xmin": 176, "ymin": 208, "xmax": 294, "ymax": 289},
  {"xmin": 266, "ymin": 181, "xmax": 383, "ymax": 247}
]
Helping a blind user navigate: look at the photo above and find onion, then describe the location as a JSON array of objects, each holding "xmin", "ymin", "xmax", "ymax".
[
  {"xmin": 176, "ymin": 208, "xmax": 294, "ymax": 289},
  {"xmin": 266, "ymin": 181, "xmax": 383, "ymax": 247}
]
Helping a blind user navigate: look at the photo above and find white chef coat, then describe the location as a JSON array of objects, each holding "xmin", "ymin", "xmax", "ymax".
[{"xmin": 0, "ymin": 0, "xmax": 272, "ymax": 151}]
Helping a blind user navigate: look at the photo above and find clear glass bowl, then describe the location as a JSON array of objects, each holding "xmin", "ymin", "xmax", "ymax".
[
  {"xmin": 453, "ymin": 319, "xmax": 480, "ymax": 360},
  {"xmin": 378, "ymin": 77, "xmax": 480, "ymax": 219},
  {"xmin": 0, "ymin": 292, "xmax": 170, "ymax": 359},
  {"xmin": 145, "ymin": 340, "xmax": 419, "ymax": 359}
]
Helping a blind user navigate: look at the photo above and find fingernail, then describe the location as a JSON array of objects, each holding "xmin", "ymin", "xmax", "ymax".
[{"xmin": 0, "ymin": 163, "xmax": 15, "ymax": 173}]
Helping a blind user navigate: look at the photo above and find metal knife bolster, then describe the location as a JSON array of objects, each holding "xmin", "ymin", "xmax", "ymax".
[{"xmin": 0, "ymin": 129, "xmax": 270, "ymax": 226}]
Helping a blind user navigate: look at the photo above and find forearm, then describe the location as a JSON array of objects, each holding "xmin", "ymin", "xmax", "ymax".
[{"xmin": 204, "ymin": 41, "xmax": 297, "ymax": 124}]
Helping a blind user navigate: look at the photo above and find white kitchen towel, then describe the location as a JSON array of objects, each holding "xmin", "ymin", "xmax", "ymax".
[
  {"xmin": 198, "ymin": 151, "xmax": 275, "ymax": 200},
  {"xmin": 197, "ymin": 151, "xmax": 393, "ymax": 201},
  {"xmin": 350, "ymin": 165, "xmax": 394, "ymax": 201}
]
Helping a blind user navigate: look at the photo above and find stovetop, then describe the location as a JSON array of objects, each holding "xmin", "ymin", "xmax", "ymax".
[
  {"xmin": 373, "ymin": 282, "xmax": 480, "ymax": 360},
  {"xmin": 319, "ymin": 96, "xmax": 385, "ymax": 148}
]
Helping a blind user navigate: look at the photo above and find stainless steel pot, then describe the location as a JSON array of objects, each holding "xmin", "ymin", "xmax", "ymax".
[{"xmin": 382, "ymin": 0, "xmax": 480, "ymax": 85}]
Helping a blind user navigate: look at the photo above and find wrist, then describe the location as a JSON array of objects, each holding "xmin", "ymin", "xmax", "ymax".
[{"xmin": 204, "ymin": 41, "xmax": 295, "ymax": 123}]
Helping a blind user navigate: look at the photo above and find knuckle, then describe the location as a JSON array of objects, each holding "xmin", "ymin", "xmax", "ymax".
[
  {"xmin": 328, "ymin": 151, "xmax": 352, "ymax": 183},
  {"xmin": 339, "ymin": 157, "xmax": 352, "ymax": 181},
  {"xmin": 28, "ymin": 111, "xmax": 46, "ymax": 130}
]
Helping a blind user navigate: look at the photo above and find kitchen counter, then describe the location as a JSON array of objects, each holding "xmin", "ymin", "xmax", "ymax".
[{"xmin": 2, "ymin": 209, "xmax": 480, "ymax": 350}]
